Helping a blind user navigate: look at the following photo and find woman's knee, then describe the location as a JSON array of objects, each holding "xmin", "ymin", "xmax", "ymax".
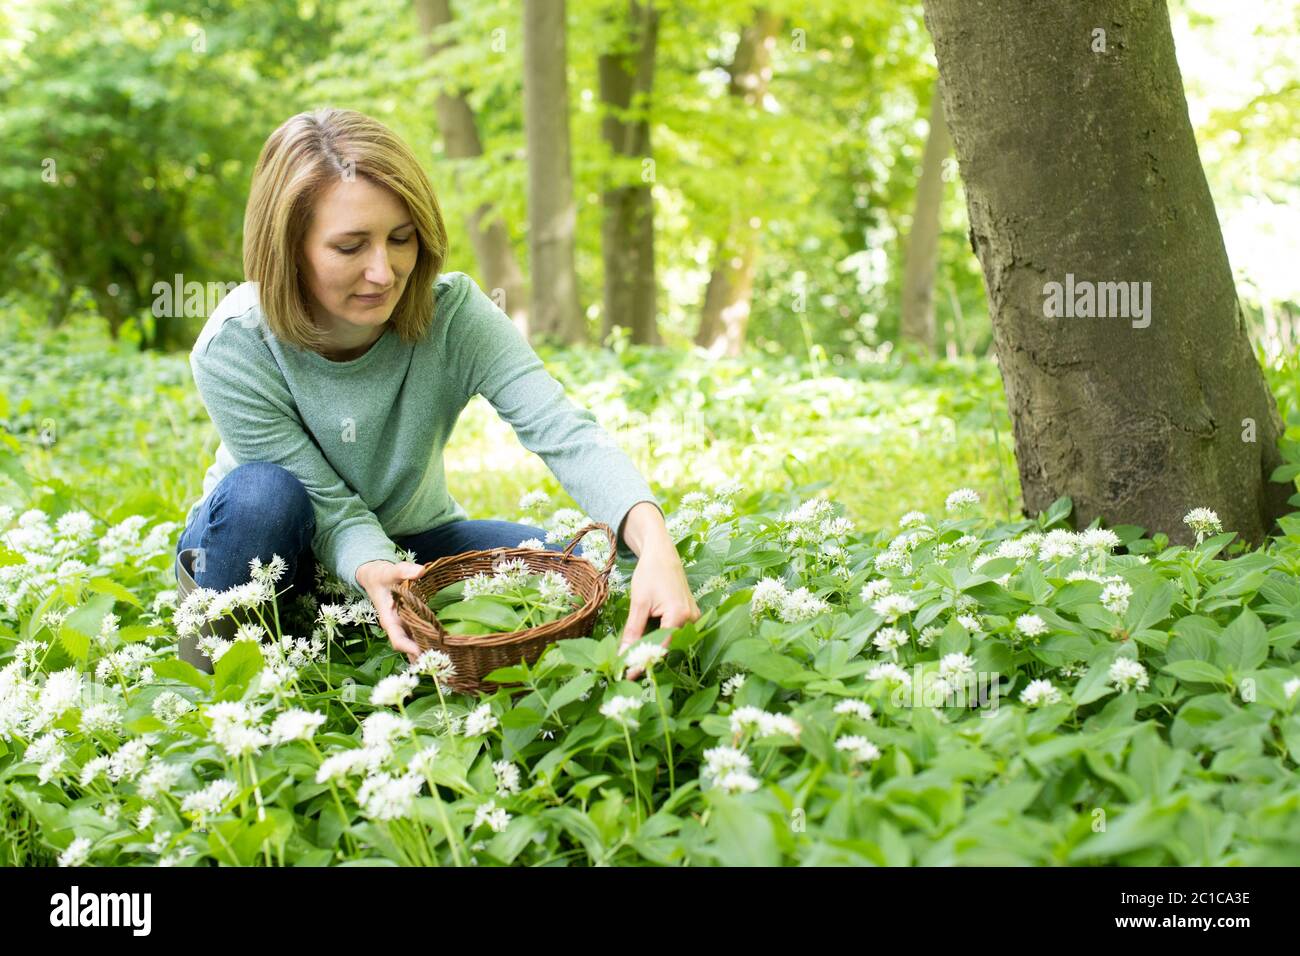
[{"xmin": 214, "ymin": 462, "xmax": 315, "ymax": 542}]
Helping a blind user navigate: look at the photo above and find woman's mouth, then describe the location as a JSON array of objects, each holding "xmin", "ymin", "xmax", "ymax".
[{"xmin": 354, "ymin": 290, "xmax": 390, "ymax": 305}]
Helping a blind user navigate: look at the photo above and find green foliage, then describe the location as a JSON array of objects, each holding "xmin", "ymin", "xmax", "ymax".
[{"xmin": 1, "ymin": 347, "xmax": 1298, "ymax": 862}]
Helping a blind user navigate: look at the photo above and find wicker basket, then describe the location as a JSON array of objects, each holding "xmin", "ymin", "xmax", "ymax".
[{"xmin": 392, "ymin": 522, "xmax": 616, "ymax": 694}]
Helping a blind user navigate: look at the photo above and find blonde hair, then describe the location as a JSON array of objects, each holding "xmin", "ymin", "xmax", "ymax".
[{"xmin": 242, "ymin": 107, "xmax": 449, "ymax": 354}]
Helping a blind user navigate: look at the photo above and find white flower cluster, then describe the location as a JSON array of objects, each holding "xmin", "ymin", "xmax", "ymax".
[
  {"xmin": 872, "ymin": 626, "xmax": 910, "ymax": 659},
  {"xmin": 180, "ymin": 778, "xmax": 238, "ymax": 827},
  {"xmin": 720, "ymin": 672, "xmax": 747, "ymax": 698},
  {"xmin": 473, "ymin": 799, "xmax": 512, "ymax": 833},
  {"xmin": 749, "ymin": 576, "xmax": 830, "ymax": 623},
  {"xmin": 518, "ymin": 490, "xmax": 550, "ymax": 512},
  {"xmin": 1019, "ymin": 679, "xmax": 1063, "ymax": 707},
  {"xmin": 172, "ymin": 577, "xmax": 275, "ymax": 641},
  {"xmin": 316, "ymin": 713, "xmax": 416, "ymax": 785},
  {"xmin": 544, "ymin": 508, "xmax": 591, "ymax": 545},
  {"xmin": 833, "ymin": 699, "xmax": 874, "ymax": 721},
  {"xmin": 622, "ymin": 640, "xmax": 667, "ymax": 675},
  {"xmin": 463, "ymin": 703, "xmax": 498, "ymax": 737},
  {"xmin": 871, "ymin": 592, "xmax": 917, "ymax": 622},
  {"xmin": 728, "ymin": 705, "xmax": 801, "ymax": 740},
  {"xmin": 599, "ymin": 694, "xmax": 642, "ymax": 728},
  {"xmin": 370, "ymin": 672, "xmax": 418, "ymax": 707},
  {"xmin": 492, "ymin": 759, "xmax": 522, "ymax": 796},
  {"xmin": 866, "ymin": 661, "xmax": 912, "ymax": 689},
  {"xmin": 945, "ymin": 488, "xmax": 980, "ymax": 512},
  {"xmin": 1183, "ymin": 508, "xmax": 1223, "ymax": 541},
  {"xmin": 1015, "ymin": 614, "xmax": 1048, "ymax": 640},
  {"xmin": 357, "ymin": 771, "xmax": 424, "ymax": 821},
  {"xmin": 411, "ymin": 648, "xmax": 457, "ymax": 684},
  {"xmin": 668, "ymin": 490, "xmax": 737, "ymax": 538},
  {"xmin": 973, "ymin": 527, "xmax": 1122, "ymax": 577},
  {"xmin": 0, "ymin": 509, "xmax": 176, "ymax": 620},
  {"xmin": 1101, "ymin": 581, "xmax": 1133, "ymax": 616},
  {"xmin": 701, "ymin": 744, "xmax": 759, "ymax": 794},
  {"xmin": 1108, "ymin": 657, "xmax": 1149, "ymax": 693},
  {"xmin": 834, "ymin": 734, "xmax": 881, "ymax": 766},
  {"xmin": 462, "ymin": 560, "xmax": 573, "ymax": 603},
  {"xmin": 777, "ymin": 495, "xmax": 855, "ymax": 551}
]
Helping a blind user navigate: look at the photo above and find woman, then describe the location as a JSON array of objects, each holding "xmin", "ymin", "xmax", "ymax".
[{"xmin": 175, "ymin": 107, "xmax": 697, "ymax": 676}]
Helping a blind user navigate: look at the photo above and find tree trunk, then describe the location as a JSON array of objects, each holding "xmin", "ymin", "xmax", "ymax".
[
  {"xmin": 899, "ymin": 85, "xmax": 951, "ymax": 352},
  {"xmin": 523, "ymin": 0, "xmax": 585, "ymax": 344},
  {"xmin": 415, "ymin": 0, "xmax": 530, "ymax": 338},
  {"xmin": 598, "ymin": 0, "xmax": 661, "ymax": 347},
  {"xmin": 695, "ymin": 7, "xmax": 780, "ymax": 357},
  {"xmin": 922, "ymin": 0, "xmax": 1291, "ymax": 545}
]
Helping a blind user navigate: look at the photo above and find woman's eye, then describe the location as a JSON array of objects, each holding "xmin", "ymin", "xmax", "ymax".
[
  {"xmin": 337, "ymin": 245, "xmax": 361, "ymax": 255},
  {"xmin": 391, "ymin": 236, "xmax": 413, "ymax": 245}
]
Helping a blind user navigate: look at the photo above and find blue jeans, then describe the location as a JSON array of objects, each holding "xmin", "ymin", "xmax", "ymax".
[{"xmin": 174, "ymin": 462, "xmax": 580, "ymax": 607}]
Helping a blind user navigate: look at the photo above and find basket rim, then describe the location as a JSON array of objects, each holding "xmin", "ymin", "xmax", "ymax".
[{"xmin": 392, "ymin": 521, "xmax": 615, "ymax": 649}]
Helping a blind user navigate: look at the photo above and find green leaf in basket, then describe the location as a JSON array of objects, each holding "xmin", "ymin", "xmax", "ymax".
[
  {"xmin": 442, "ymin": 620, "xmax": 495, "ymax": 636},
  {"xmin": 436, "ymin": 597, "xmax": 523, "ymax": 632},
  {"xmin": 428, "ymin": 579, "xmax": 467, "ymax": 611}
]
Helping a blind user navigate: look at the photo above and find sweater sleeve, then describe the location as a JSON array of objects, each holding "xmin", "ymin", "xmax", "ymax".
[
  {"xmin": 189, "ymin": 321, "xmax": 399, "ymax": 598},
  {"xmin": 447, "ymin": 275, "xmax": 662, "ymax": 560}
]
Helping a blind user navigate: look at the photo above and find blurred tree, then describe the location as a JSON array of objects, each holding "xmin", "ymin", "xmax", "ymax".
[
  {"xmin": 523, "ymin": 0, "xmax": 585, "ymax": 343},
  {"xmin": 414, "ymin": 0, "xmax": 530, "ymax": 337},
  {"xmin": 898, "ymin": 81, "xmax": 949, "ymax": 352},
  {"xmin": 0, "ymin": 0, "xmax": 340, "ymax": 349},
  {"xmin": 598, "ymin": 0, "xmax": 661, "ymax": 347},
  {"xmin": 693, "ymin": 5, "xmax": 780, "ymax": 357}
]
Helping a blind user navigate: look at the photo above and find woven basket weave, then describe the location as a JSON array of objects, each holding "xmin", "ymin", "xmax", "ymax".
[{"xmin": 392, "ymin": 522, "xmax": 616, "ymax": 694}]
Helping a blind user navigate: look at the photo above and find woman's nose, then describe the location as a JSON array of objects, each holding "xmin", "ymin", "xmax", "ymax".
[{"xmin": 365, "ymin": 248, "xmax": 395, "ymax": 286}]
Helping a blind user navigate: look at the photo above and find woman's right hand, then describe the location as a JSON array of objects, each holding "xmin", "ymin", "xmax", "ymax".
[{"xmin": 356, "ymin": 559, "xmax": 428, "ymax": 665}]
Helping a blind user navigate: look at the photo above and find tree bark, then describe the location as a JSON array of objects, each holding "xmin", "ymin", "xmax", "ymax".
[
  {"xmin": 922, "ymin": 0, "xmax": 1291, "ymax": 545},
  {"xmin": 523, "ymin": 0, "xmax": 585, "ymax": 344},
  {"xmin": 598, "ymin": 0, "xmax": 661, "ymax": 347},
  {"xmin": 415, "ymin": 0, "xmax": 530, "ymax": 338},
  {"xmin": 899, "ymin": 85, "xmax": 951, "ymax": 352},
  {"xmin": 694, "ymin": 7, "xmax": 781, "ymax": 357}
]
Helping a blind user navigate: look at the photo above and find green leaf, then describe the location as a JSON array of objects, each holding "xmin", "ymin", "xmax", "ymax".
[
  {"xmin": 1215, "ymin": 608, "xmax": 1268, "ymax": 673},
  {"xmin": 544, "ymin": 673, "xmax": 596, "ymax": 717},
  {"xmin": 488, "ymin": 815, "xmax": 545, "ymax": 865},
  {"xmin": 1124, "ymin": 579, "xmax": 1175, "ymax": 633},
  {"xmin": 86, "ymin": 575, "xmax": 142, "ymax": 608},
  {"xmin": 436, "ymin": 597, "xmax": 523, "ymax": 631},
  {"xmin": 1167, "ymin": 616, "xmax": 1218, "ymax": 662},
  {"xmin": 213, "ymin": 639, "xmax": 263, "ymax": 698},
  {"xmin": 677, "ymin": 684, "xmax": 719, "ymax": 721},
  {"xmin": 58, "ymin": 622, "xmax": 91, "ymax": 662},
  {"xmin": 152, "ymin": 657, "xmax": 212, "ymax": 692},
  {"xmin": 1067, "ymin": 797, "xmax": 1183, "ymax": 862},
  {"xmin": 59, "ymin": 593, "xmax": 116, "ymax": 660},
  {"xmin": 1072, "ymin": 644, "xmax": 1122, "ymax": 705},
  {"xmin": 705, "ymin": 792, "xmax": 781, "ymax": 866},
  {"xmin": 723, "ymin": 638, "xmax": 813, "ymax": 688},
  {"xmin": 1161, "ymin": 659, "xmax": 1228, "ymax": 687},
  {"xmin": 1041, "ymin": 496, "xmax": 1073, "ymax": 527}
]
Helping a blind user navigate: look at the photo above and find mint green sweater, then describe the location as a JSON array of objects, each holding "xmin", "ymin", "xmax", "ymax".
[{"xmin": 185, "ymin": 271, "xmax": 661, "ymax": 598}]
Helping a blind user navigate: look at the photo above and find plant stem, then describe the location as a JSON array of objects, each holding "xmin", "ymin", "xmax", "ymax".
[
  {"xmin": 623, "ymin": 725, "xmax": 644, "ymax": 826},
  {"xmin": 649, "ymin": 670, "xmax": 675, "ymax": 793}
]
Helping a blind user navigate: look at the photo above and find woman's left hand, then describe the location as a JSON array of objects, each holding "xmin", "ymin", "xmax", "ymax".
[{"xmin": 619, "ymin": 538, "xmax": 701, "ymax": 679}]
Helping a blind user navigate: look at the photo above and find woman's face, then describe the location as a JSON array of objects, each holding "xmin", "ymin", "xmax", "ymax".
[{"xmin": 299, "ymin": 175, "xmax": 419, "ymax": 337}]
